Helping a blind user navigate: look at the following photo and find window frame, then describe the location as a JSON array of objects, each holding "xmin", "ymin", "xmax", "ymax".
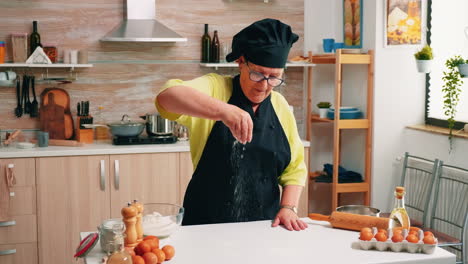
[{"xmin": 424, "ymin": 0, "xmax": 466, "ymax": 130}]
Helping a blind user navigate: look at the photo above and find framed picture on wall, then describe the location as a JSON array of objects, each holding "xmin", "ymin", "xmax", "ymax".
[
  {"xmin": 343, "ymin": 0, "xmax": 363, "ymax": 48},
  {"xmin": 385, "ymin": 0, "xmax": 423, "ymax": 47}
]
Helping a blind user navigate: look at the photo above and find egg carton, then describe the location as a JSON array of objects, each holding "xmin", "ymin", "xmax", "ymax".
[{"xmin": 356, "ymin": 228, "xmax": 438, "ymax": 254}]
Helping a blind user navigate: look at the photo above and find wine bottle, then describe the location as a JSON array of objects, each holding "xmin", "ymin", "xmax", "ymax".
[
  {"xmin": 388, "ymin": 186, "xmax": 411, "ymax": 229},
  {"xmin": 30, "ymin": 21, "xmax": 42, "ymax": 55},
  {"xmin": 201, "ymin": 24, "xmax": 211, "ymax": 63},
  {"xmin": 211, "ymin": 30, "xmax": 220, "ymax": 63}
]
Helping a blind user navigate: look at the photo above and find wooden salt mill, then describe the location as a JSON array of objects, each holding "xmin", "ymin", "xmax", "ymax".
[
  {"xmin": 121, "ymin": 202, "xmax": 138, "ymax": 247},
  {"xmin": 132, "ymin": 200, "xmax": 144, "ymax": 243}
]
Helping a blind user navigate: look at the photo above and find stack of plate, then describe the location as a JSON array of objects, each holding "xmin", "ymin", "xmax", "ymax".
[{"xmin": 327, "ymin": 107, "xmax": 363, "ymax": 119}]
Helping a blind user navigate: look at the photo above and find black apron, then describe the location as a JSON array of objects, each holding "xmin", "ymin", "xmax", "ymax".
[{"xmin": 182, "ymin": 75, "xmax": 291, "ymax": 225}]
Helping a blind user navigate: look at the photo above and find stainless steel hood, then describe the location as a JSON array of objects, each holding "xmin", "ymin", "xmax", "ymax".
[{"xmin": 101, "ymin": 0, "xmax": 187, "ymax": 42}]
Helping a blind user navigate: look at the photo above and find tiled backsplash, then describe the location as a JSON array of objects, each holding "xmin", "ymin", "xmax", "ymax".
[{"xmin": 0, "ymin": 0, "xmax": 305, "ymax": 134}]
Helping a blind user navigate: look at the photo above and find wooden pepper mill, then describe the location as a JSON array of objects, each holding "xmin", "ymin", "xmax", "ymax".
[
  {"xmin": 121, "ymin": 202, "xmax": 138, "ymax": 247},
  {"xmin": 132, "ymin": 200, "xmax": 144, "ymax": 243}
]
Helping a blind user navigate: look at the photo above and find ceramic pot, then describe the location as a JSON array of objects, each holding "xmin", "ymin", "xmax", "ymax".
[{"xmin": 416, "ymin": 60, "xmax": 432, "ymax": 73}]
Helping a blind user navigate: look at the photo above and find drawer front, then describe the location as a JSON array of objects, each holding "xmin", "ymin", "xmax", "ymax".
[
  {"xmin": 0, "ymin": 215, "xmax": 37, "ymax": 244},
  {"xmin": 0, "ymin": 159, "xmax": 36, "ymax": 187},
  {"xmin": 0, "ymin": 243, "xmax": 38, "ymax": 264},
  {"xmin": 9, "ymin": 186, "xmax": 36, "ymax": 216}
]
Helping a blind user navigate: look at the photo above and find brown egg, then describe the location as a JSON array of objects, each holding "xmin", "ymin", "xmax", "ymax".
[
  {"xmin": 423, "ymin": 235, "xmax": 436, "ymax": 245},
  {"xmin": 142, "ymin": 252, "xmax": 158, "ymax": 264},
  {"xmin": 359, "ymin": 232, "xmax": 373, "ymax": 241},
  {"xmin": 406, "ymin": 234, "xmax": 419, "ymax": 243},
  {"xmin": 162, "ymin": 245, "xmax": 175, "ymax": 260},
  {"xmin": 424, "ymin": 231, "xmax": 434, "ymax": 237},
  {"xmin": 374, "ymin": 232, "xmax": 388, "ymax": 242},
  {"xmin": 133, "ymin": 255, "xmax": 145, "ymax": 264},
  {"xmin": 391, "ymin": 234, "xmax": 404, "ymax": 243},
  {"xmin": 360, "ymin": 227, "xmax": 372, "ymax": 234},
  {"xmin": 151, "ymin": 248, "xmax": 166, "ymax": 264}
]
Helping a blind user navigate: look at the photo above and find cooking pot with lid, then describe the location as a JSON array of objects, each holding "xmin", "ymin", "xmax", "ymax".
[
  {"xmin": 140, "ymin": 113, "xmax": 175, "ymax": 136},
  {"xmin": 85, "ymin": 114, "xmax": 145, "ymax": 137},
  {"xmin": 336, "ymin": 205, "xmax": 380, "ymax": 217}
]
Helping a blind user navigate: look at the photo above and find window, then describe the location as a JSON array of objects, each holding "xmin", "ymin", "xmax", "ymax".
[{"xmin": 425, "ymin": 0, "xmax": 468, "ymax": 129}]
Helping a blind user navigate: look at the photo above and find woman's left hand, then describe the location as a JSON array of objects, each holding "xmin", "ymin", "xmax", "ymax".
[{"xmin": 272, "ymin": 208, "xmax": 308, "ymax": 231}]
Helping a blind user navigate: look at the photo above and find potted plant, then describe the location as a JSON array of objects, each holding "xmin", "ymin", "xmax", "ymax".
[
  {"xmin": 414, "ymin": 45, "xmax": 433, "ymax": 73},
  {"xmin": 442, "ymin": 55, "xmax": 465, "ymax": 151},
  {"xmin": 317, "ymin": 102, "xmax": 331, "ymax": 118}
]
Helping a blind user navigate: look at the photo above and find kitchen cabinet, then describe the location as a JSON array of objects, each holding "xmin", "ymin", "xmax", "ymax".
[
  {"xmin": 36, "ymin": 152, "xmax": 182, "ymax": 264},
  {"xmin": 109, "ymin": 153, "xmax": 179, "ymax": 218},
  {"xmin": 36, "ymin": 155, "xmax": 110, "ymax": 264},
  {"xmin": 0, "ymin": 158, "xmax": 37, "ymax": 264}
]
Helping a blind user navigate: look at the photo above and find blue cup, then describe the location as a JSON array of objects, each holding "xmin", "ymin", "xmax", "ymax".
[
  {"xmin": 37, "ymin": 131, "xmax": 49, "ymax": 147},
  {"xmin": 333, "ymin": 42, "xmax": 344, "ymax": 52},
  {"xmin": 323, "ymin": 38, "xmax": 335, "ymax": 53}
]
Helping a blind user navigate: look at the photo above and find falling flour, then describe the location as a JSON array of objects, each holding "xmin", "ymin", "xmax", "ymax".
[{"xmin": 230, "ymin": 140, "xmax": 248, "ymax": 221}]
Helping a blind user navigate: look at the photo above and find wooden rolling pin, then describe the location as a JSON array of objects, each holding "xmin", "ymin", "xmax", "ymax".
[{"xmin": 309, "ymin": 211, "xmax": 390, "ymax": 231}]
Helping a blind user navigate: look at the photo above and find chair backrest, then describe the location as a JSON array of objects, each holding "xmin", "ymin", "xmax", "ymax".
[
  {"xmin": 400, "ymin": 152, "xmax": 439, "ymax": 227},
  {"xmin": 430, "ymin": 162, "xmax": 468, "ymax": 263}
]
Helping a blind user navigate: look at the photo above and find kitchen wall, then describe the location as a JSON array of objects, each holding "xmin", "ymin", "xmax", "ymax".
[
  {"xmin": 0, "ymin": 0, "xmax": 305, "ymax": 132},
  {"xmin": 305, "ymin": 0, "xmax": 468, "ymax": 213}
]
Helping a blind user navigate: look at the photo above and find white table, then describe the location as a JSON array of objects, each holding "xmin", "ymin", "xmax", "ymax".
[{"xmin": 81, "ymin": 218, "xmax": 455, "ymax": 264}]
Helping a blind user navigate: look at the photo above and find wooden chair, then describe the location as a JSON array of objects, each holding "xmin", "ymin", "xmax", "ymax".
[
  {"xmin": 428, "ymin": 162, "xmax": 468, "ymax": 264},
  {"xmin": 400, "ymin": 152, "xmax": 439, "ymax": 227}
]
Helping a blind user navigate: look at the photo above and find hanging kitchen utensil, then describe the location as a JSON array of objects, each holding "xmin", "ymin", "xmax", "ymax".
[
  {"xmin": 24, "ymin": 76, "xmax": 32, "ymax": 114},
  {"xmin": 21, "ymin": 75, "xmax": 28, "ymax": 114},
  {"xmin": 30, "ymin": 76, "xmax": 39, "ymax": 117},
  {"xmin": 14, "ymin": 78, "xmax": 22, "ymax": 117}
]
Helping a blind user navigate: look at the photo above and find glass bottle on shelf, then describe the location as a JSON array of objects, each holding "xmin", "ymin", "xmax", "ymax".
[
  {"xmin": 30, "ymin": 21, "xmax": 42, "ymax": 55},
  {"xmin": 106, "ymin": 223, "xmax": 132, "ymax": 264},
  {"xmin": 211, "ymin": 30, "xmax": 220, "ymax": 63},
  {"xmin": 388, "ymin": 186, "xmax": 411, "ymax": 229},
  {"xmin": 201, "ymin": 24, "xmax": 211, "ymax": 63}
]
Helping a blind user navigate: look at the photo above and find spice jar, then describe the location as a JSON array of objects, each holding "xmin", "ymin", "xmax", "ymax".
[{"xmin": 43, "ymin": 44, "xmax": 57, "ymax": 63}]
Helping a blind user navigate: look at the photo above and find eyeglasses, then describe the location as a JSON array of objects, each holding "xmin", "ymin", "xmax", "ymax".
[{"xmin": 245, "ymin": 62, "xmax": 284, "ymax": 88}]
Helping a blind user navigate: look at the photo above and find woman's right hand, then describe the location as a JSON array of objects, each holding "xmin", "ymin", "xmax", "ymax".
[{"xmin": 219, "ymin": 104, "xmax": 253, "ymax": 144}]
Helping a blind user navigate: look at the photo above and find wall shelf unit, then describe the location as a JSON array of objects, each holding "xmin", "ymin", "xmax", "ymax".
[{"xmin": 306, "ymin": 49, "xmax": 374, "ymax": 210}]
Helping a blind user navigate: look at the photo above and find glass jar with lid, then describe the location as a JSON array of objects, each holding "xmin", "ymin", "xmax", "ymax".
[{"xmin": 106, "ymin": 223, "xmax": 132, "ymax": 264}]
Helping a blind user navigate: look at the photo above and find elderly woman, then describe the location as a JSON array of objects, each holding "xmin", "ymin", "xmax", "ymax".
[{"xmin": 156, "ymin": 18, "xmax": 307, "ymax": 231}]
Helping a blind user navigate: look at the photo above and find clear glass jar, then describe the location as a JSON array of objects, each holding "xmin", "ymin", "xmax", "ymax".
[{"xmin": 106, "ymin": 224, "xmax": 132, "ymax": 264}]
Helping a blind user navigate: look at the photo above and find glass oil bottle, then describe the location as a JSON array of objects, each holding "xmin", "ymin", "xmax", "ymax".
[{"xmin": 388, "ymin": 186, "xmax": 411, "ymax": 229}]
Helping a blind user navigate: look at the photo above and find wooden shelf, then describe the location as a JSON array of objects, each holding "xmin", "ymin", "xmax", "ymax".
[
  {"xmin": 311, "ymin": 53, "xmax": 371, "ymax": 65},
  {"xmin": 0, "ymin": 63, "xmax": 93, "ymax": 68},
  {"xmin": 311, "ymin": 115, "xmax": 369, "ymax": 129},
  {"xmin": 200, "ymin": 62, "xmax": 316, "ymax": 70},
  {"xmin": 310, "ymin": 114, "xmax": 333, "ymax": 123},
  {"xmin": 338, "ymin": 119, "xmax": 370, "ymax": 129},
  {"xmin": 336, "ymin": 182, "xmax": 370, "ymax": 193}
]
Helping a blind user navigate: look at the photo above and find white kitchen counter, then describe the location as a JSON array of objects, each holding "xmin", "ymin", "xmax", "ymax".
[
  {"xmin": 0, "ymin": 140, "xmax": 310, "ymax": 158},
  {"xmin": 80, "ymin": 218, "xmax": 455, "ymax": 264}
]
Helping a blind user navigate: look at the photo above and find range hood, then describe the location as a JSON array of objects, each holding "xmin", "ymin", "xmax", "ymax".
[{"xmin": 101, "ymin": 0, "xmax": 187, "ymax": 42}]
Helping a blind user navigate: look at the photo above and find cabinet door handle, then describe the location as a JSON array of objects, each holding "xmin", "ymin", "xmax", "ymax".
[
  {"xmin": 0, "ymin": 220, "xmax": 16, "ymax": 227},
  {"xmin": 100, "ymin": 160, "xmax": 106, "ymax": 191},
  {"xmin": 114, "ymin": 160, "xmax": 120, "ymax": 190},
  {"xmin": 0, "ymin": 249, "xmax": 16, "ymax": 255}
]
